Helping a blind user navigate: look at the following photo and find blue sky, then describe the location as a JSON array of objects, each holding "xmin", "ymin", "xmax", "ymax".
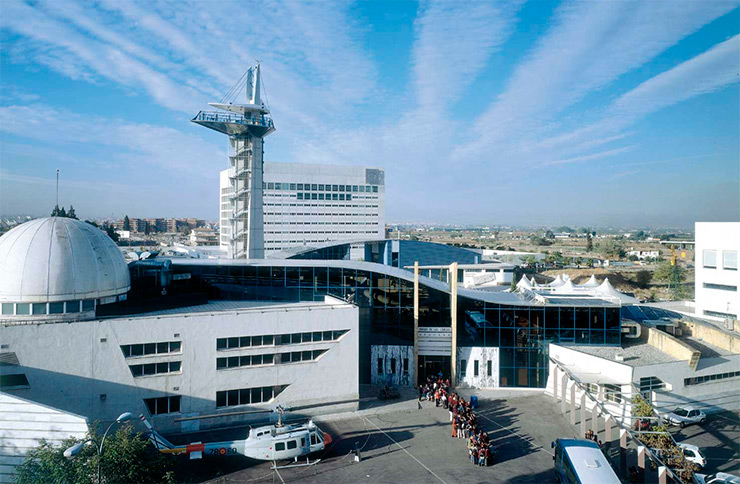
[{"xmin": 0, "ymin": 0, "xmax": 738, "ymax": 228}]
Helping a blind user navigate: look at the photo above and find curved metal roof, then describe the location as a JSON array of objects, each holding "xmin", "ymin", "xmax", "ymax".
[{"xmin": 0, "ymin": 217, "xmax": 130, "ymax": 303}]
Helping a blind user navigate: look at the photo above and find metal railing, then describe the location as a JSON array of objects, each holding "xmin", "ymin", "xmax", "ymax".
[{"xmin": 193, "ymin": 111, "xmax": 274, "ymax": 129}]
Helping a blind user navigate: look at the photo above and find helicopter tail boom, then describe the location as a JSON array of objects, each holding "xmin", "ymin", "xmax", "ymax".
[{"xmin": 139, "ymin": 414, "xmax": 178, "ymax": 452}]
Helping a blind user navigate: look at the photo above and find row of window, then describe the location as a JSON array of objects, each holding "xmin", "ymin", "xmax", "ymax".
[
  {"xmin": 459, "ymin": 359, "xmax": 494, "ymax": 378},
  {"xmin": 265, "ymin": 212, "xmax": 378, "ymax": 217},
  {"xmin": 217, "ymin": 350, "xmax": 327, "ymax": 369},
  {"xmin": 703, "ymin": 310, "xmax": 738, "ymax": 320},
  {"xmin": 377, "ymin": 357, "xmax": 409, "ymax": 375},
  {"xmin": 130, "ymin": 361, "xmax": 181, "ymax": 378},
  {"xmin": 703, "ymin": 249, "xmax": 737, "ymax": 270},
  {"xmin": 217, "ymin": 330, "xmax": 347, "ymax": 350},
  {"xmin": 685, "ymin": 370, "xmax": 740, "ymax": 386},
  {"xmin": 121, "ymin": 341, "xmax": 181, "ymax": 358},
  {"xmin": 144, "ymin": 396, "xmax": 181, "ymax": 415},
  {"xmin": 266, "ymin": 182, "xmax": 379, "ymax": 193},
  {"xmin": 297, "ymin": 192, "xmax": 356, "ymax": 201},
  {"xmin": 1, "ymin": 300, "xmax": 95, "ymax": 316},
  {"xmin": 216, "ymin": 385, "xmax": 288, "ymax": 408},
  {"xmin": 703, "ymin": 283, "xmax": 737, "ymax": 292}
]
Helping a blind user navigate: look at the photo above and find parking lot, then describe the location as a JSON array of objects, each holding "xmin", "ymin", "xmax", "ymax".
[
  {"xmin": 670, "ymin": 410, "xmax": 740, "ymax": 475},
  {"xmin": 172, "ymin": 389, "xmax": 578, "ymax": 483}
]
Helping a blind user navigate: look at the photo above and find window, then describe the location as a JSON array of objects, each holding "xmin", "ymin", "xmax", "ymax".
[
  {"xmin": 703, "ymin": 283, "xmax": 737, "ymax": 292},
  {"xmin": 121, "ymin": 341, "xmax": 181, "ymax": 358},
  {"xmin": 1, "ymin": 303, "xmax": 13, "ymax": 315},
  {"xmin": 377, "ymin": 358, "xmax": 383, "ymax": 374},
  {"xmin": 129, "ymin": 361, "xmax": 181, "ymax": 378},
  {"xmin": 704, "ymin": 310, "xmax": 737, "ymax": 319},
  {"xmin": 703, "ymin": 249, "xmax": 717, "ymax": 268},
  {"xmin": 82, "ymin": 300, "xmax": 95, "ymax": 311},
  {"xmin": 603, "ymin": 384, "xmax": 622, "ymax": 403},
  {"xmin": 16, "ymin": 303, "xmax": 30, "ymax": 315},
  {"xmin": 216, "ymin": 385, "xmax": 287, "ymax": 408},
  {"xmin": 0, "ymin": 373, "xmax": 29, "ymax": 388},
  {"xmin": 474, "ymin": 360, "xmax": 479, "ymax": 377},
  {"xmin": 639, "ymin": 376, "xmax": 665, "ymax": 395},
  {"xmin": 460, "ymin": 359, "xmax": 467, "ymax": 378},
  {"xmin": 144, "ymin": 396, "xmax": 181, "ymax": 415},
  {"xmin": 32, "ymin": 303, "xmax": 46, "ymax": 315},
  {"xmin": 724, "ymin": 250, "xmax": 738, "ymax": 270},
  {"xmin": 275, "ymin": 442, "xmax": 285, "ymax": 451},
  {"xmin": 685, "ymin": 370, "xmax": 740, "ymax": 386},
  {"xmin": 403, "ymin": 358, "xmax": 409, "ymax": 373},
  {"xmin": 66, "ymin": 301, "xmax": 80, "ymax": 313},
  {"xmin": 487, "ymin": 360, "xmax": 492, "ymax": 377},
  {"xmin": 287, "ymin": 440, "xmax": 297, "ymax": 449}
]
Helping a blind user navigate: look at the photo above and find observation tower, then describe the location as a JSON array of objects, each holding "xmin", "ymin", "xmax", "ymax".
[{"xmin": 192, "ymin": 64, "xmax": 275, "ymax": 258}]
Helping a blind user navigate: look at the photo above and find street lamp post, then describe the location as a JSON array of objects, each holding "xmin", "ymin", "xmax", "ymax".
[{"xmin": 64, "ymin": 412, "xmax": 132, "ymax": 484}]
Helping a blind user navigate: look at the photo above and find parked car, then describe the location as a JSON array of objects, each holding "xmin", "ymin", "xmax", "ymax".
[
  {"xmin": 663, "ymin": 406, "xmax": 707, "ymax": 427},
  {"xmin": 677, "ymin": 443, "xmax": 707, "ymax": 468},
  {"xmin": 695, "ymin": 472, "xmax": 740, "ymax": 484}
]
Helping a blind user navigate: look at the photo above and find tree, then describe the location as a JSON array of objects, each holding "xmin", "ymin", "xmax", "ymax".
[
  {"xmin": 654, "ymin": 261, "xmax": 687, "ymax": 300},
  {"xmin": 104, "ymin": 224, "xmax": 120, "ymax": 243},
  {"xmin": 58, "ymin": 206, "xmax": 67, "ymax": 217},
  {"xmin": 635, "ymin": 270, "xmax": 652, "ymax": 289},
  {"xmin": 599, "ymin": 239, "xmax": 624, "ymax": 259},
  {"xmin": 586, "ymin": 232, "xmax": 593, "ymax": 252},
  {"xmin": 67, "ymin": 206, "xmax": 77, "ymax": 219},
  {"xmin": 123, "ymin": 215, "xmax": 131, "ymax": 231},
  {"xmin": 529, "ymin": 235, "xmax": 552, "ymax": 246},
  {"xmin": 523, "ymin": 255, "xmax": 539, "ymax": 268},
  {"xmin": 51, "ymin": 205, "xmax": 61, "ymax": 217},
  {"xmin": 144, "ymin": 222, "xmax": 151, "ymax": 235},
  {"xmin": 15, "ymin": 423, "xmax": 175, "ymax": 484},
  {"xmin": 545, "ymin": 230, "xmax": 555, "ymax": 239}
]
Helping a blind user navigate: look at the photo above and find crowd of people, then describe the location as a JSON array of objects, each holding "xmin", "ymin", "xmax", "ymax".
[{"xmin": 419, "ymin": 376, "xmax": 495, "ymax": 467}]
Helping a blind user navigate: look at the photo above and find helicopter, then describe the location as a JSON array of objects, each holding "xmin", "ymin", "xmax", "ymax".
[{"xmin": 140, "ymin": 404, "xmax": 334, "ymax": 468}]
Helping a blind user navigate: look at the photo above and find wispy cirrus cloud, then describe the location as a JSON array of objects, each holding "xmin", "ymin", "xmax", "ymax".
[{"xmin": 457, "ymin": 0, "xmax": 737, "ymax": 162}]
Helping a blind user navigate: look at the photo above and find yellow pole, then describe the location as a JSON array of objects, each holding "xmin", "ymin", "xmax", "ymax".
[
  {"xmin": 413, "ymin": 261, "xmax": 419, "ymax": 388},
  {"xmin": 450, "ymin": 262, "xmax": 458, "ymax": 387}
]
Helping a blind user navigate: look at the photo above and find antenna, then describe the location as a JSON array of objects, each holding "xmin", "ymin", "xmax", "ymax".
[{"xmin": 56, "ymin": 169, "xmax": 59, "ymax": 208}]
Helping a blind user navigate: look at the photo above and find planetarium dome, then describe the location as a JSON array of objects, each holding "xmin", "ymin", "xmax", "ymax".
[{"xmin": 0, "ymin": 217, "xmax": 130, "ymax": 320}]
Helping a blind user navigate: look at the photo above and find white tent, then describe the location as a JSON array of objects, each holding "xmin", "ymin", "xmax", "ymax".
[
  {"xmin": 579, "ymin": 274, "xmax": 600, "ymax": 288},
  {"xmin": 549, "ymin": 274, "xmax": 566, "ymax": 288},
  {"xmin": 554, "ymin": 279, "xmax": 576, "ymax": 293},
  {"xmin": 595, "ymin": 278, "xmax": 639, "ymax": 304},
  {"xmin": 516, "ymin": 275, "xmax": 533, "ymax": 290}
]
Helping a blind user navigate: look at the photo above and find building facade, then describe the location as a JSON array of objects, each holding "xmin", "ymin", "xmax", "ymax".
[
  {"xmin": 694, "ymin": 222, "xmax": 739, "ymax": 321},
  {"xmin": 221, "ymin": 163, "xmax": 385, "ymax": 254}
]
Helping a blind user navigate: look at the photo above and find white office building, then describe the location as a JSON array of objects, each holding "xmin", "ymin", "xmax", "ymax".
[
  {"xmin": 221, "ymin": 163, "xmax": 385, "ymax": 254},
  {"xmin": 694, "ymin": 222, "xmax": 739, "ymax": 322}
]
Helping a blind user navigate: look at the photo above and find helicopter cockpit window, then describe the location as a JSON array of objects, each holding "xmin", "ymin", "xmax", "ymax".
[
  {"xmin": 287, "ymin": 440, "xmax": 298, "ymax": 450},
  {"xmin": 310, "ymin": 434, "xmax": 316, "ymax": 445},
  {"xmin": 301, "ymin": 438, "xmax": 306, "ymax": 447},
  {"xmin": 275, "ymin": 442, "xmax": 285, "ymax": 451}
]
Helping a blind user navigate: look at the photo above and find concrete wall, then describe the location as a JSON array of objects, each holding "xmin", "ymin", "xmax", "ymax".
[
  {"xmin": 694, "ymin": 222, "xmax": 740, "ymax": 320},
  {"xmin": 679, "ymin": 320, "xmax": 740, "ymax": 354},
  {"xmin": 456, "ymin": 347, "xmax": 499, "ymax": 388},
  {"xmin": 0, "ymin": 392, "xmax": 88, "ymax": 484},
  {"xmin": 644, "ymin": 326, "xmax": 700, "ymax": 369},
  {"xmin": 0, "ymin": 299, "xmax": 359, "ymax": 434},
  {"xmin": 370, "ymin": 345, "xmax": 413, "ymax": 386}
]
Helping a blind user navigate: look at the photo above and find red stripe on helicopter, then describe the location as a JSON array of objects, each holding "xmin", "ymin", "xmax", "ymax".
[{"xmin": 186, "ymin": 443, "xmax": 205, "ymax": 453}]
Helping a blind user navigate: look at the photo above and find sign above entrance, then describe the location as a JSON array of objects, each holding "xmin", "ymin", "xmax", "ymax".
[{"xmin": 418, "ymin": 327, "xmax": 452, "ymax": 356}]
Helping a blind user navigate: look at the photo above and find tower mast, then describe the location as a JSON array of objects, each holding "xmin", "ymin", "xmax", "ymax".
[{"xmin": 191, "ymin": 64, "xmax": 275, "ymax": 259}]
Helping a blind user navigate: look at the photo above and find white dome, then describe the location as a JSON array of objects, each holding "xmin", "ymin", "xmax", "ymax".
[{"xmin": 0, "ymin": 217, "xmax": 130, "ymax": 303}]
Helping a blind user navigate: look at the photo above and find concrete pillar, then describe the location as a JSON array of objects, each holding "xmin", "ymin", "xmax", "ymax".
[
  {"xmin": 591, "ymin": 400, "xmax": 599, "ymax": 438},
  {"xmin": 570, "ymin": 384, "xmax": 577, "ymax": 425},
  {"xmin": 658, "ymin": 466, "xmax": 667, "ymax": 484},
  {"xmin": 580, "ymin": 393, "xmax": 587, "ymax": 438},
  {"xmin": 561, "ymin": 374, "xmax": 569, "ymax": 413},
  {"xmin": 450, "ymin": 262, "xmax": 458, "ymax": 387},
  {"xmin": 637, "ymin": 445, "xmax": 646, "ymax": 483},
  {"xmin": 413, "ymin": 261, "xmax": 419, "ymax": 388},
  {"xmin": 604, "ymin": 416, "xmax": 613, "ymax": 446},
  {"xmin": 553, "ymin": 366, "xmax": 559, "ymax": 400},
  {"xmin": 620, "ymin": 428, "xmax": 628, "ymax": 477}
]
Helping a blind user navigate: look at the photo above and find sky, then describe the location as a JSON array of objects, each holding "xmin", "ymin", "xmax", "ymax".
[{"xmin": 0, "ymin": 0, "xmax": 738, "ymax": 228}]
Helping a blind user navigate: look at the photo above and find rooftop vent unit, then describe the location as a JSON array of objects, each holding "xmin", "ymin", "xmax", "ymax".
[{"xmin": 615, "ymin": 354, "xmax": 625, "ymax": 362}]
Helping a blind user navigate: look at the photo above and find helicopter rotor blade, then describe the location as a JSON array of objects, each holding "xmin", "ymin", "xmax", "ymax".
[{"xmin": 174, "ymin": 408, "xmax": 273, "ymax": 422}]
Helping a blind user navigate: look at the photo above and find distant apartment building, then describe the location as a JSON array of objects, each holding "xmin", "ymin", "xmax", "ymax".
[
  {"xmin": 695, "ymin": 222, "xmax": 739, "ymax": 321},
  {"xmin": 626, "ymin": 249, "xmax": 660, "ymax": 260},
  {"xmin": 114, "ymin": 218, "xmax": 205, "ymax": 234},
  {"xmin": 220, "ymin": 162, "xmax": 385, "ymax": 255},
  {"xmin": 190, "ymin": 228, "xmax": 219, "ymax": 246}
]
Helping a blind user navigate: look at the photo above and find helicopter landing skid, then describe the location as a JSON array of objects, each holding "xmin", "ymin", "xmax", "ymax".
[{"xmin": 270, "ymin": 457, "xmax": 321, "ymax": 470}]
